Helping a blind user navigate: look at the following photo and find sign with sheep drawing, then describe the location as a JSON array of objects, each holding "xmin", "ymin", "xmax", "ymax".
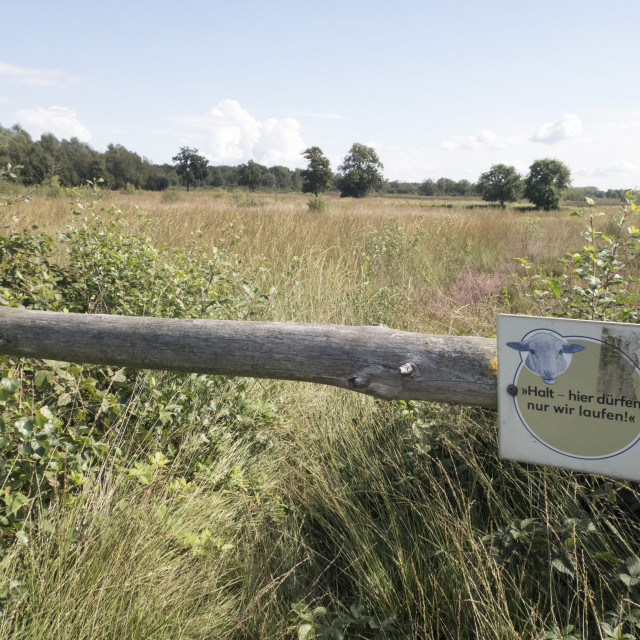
[{"xmin": 498, "ymin": 314, "xmax": 640, "ymax": 481}]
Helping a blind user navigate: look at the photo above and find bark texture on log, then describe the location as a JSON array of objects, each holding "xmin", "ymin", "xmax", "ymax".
[{"xmin": 0, "ymin": 307, "xmax": 498, "ymax": 408}]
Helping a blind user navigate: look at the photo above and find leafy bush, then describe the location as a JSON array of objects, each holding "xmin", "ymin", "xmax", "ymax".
[
  {"xmin": 307, "ymin": 195, "xmax": 328, "ymax": 213},
  {"xmin": 515, "ymin": 191, "xmax": 640, "ymax": 321},
  {"xmin": 0, "ymin": 193, "xmax": 275, "ymax": 553}
]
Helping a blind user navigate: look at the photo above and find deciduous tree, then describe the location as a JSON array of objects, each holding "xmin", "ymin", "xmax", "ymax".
[
  {"xmin": 477, "ymin": 164, "xmax": 523, "ymax": 207},
  {"xmin": 301, "ymin": 146, "xmax": 332, "ymax": 197},
  {"xmin": 172, "ymin": 146, "xmax": 208, "ymax": 192},
  {"xmin": 338, "ymin": 143, "xmax": 383, "ymax": 198},
  {"xmin": 524, "ymin": 158, "xmax": 571, "ymax": 211},
  {"xmin": 238, "ymin": 159, "xmax": 264, "ymax": 192}
]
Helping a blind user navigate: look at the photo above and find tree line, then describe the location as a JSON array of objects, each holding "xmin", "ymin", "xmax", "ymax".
[{"xmin": 0, "ymin": 122, "xmax": 628, "ymax": 206}]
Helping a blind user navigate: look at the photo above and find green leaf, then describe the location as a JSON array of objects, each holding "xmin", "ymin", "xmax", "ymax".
[
  {"xmin": 110, "ymin": 369, "xmax": 127, "ymax": 383},
  {"xmin": 616, "ymin": 556, "xmax": 640, "ymax": 587},
  {"xmin": 57, "ymin": 392, "xmax": 72, "ymax": 407},
  {"xmin": 552, "ymin": 553, "xmax": 576, "ymax": 576},
  {"xmin": 0, "ymin": 377, "xmax": 19, "ymax": 399},
  {"xmin": 548, "ymin": 279, "xmax": 562, "ymax": 298},
  {"xmin": 298, "ymin": 623, "xmax": 315, "ymax": 640},
  {"xmin": 15, "ymin": 530, "xmax": 29, "ymax": 546},
  {"xmin": 35, "ymin": 370, "xmax": 54, "ymax": 389},
  {"xmin": 4, "ymin": 491, "xmax": 30, "ymax": 517},
  {"xmin": 15, "ymin": 418, "xmax": 34, "ymax": 437}
]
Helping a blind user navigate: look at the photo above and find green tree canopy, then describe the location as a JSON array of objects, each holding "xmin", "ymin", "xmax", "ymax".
[
  {"xmin": 172, "ymin": 146, "xmax": 209, "ymax": 192},
  {"xmin": 477, "ymin": 164, "xmax": 523, "ymax": 207},
  {"xmin": 238, "ymin": 159, "xmax": 264, "ymax": 192},
  {"xmin": 524, "ymin": 158, "xmax": 571, "ymax": 211},
  {"xmin": 338, "ymin": 143, "xmax": 383, "ymax": 198},
  {"xmin": 301, "ymin": 146, "xmax": 332, "ymax": 197}
]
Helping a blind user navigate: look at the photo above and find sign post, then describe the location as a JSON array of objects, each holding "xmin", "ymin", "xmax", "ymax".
[{"xmin": 498, "ymin": 314, "xmax": 640, "ymax": 481}]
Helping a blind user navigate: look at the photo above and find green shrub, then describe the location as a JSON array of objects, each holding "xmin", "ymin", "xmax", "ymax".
[
  {"xmin": 515, "ymin": 191, "xmax": 640, "ymax": 321},
  {"xmin": 306, "ymin": 195, "xmax": 328, "ymax": 212},
  {"xmin": 0, "ymin": 193, "xmax": 275, "ymax": 554}
]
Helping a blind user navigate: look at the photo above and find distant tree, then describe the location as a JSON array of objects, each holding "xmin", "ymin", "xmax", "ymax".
[
  {"xmin": 386, "ymin": 180, "xmax": 418, "ymax": 195},
  {"xmin": 338, "ymin": 143, "xmax": 383, "ymax": 198},
  {"xmin": 238, "ymin": 159, "xmax": 263, "ymax": 192},
  {"xmin": 208, "ymin": 165, "xmax": 240, "ymax": 189},
  {"xmin": 32, "ymin": 133, "xmax": 61, "ymax": 181},
  {"xmin": 435, "ymin": 177, "xmax": 458, "ymax": 196},
  {"xmin": 144, "ymin": 171, "xmax": 169, "ymax": 191},
  {"xmin": 453, "ymin": 179, "xmax": 477, "ymax": 197},
  {"xmin": 106, "ymin": 143, "xmax": 146, "ymax": 189},
  {"xmin": 5, "ymin": 125, "xmax": 33, "ymax": 181},
  {"xmin": 172, "ymin": 146, "xmax": 208, "ymax": 192},
  {"xmin": 301, "ymin": 146, "xmax": 332, "ymax": 197},
  {"xmin": 418, "ymin": 179, "xmax": 437, "ymax": 196},
  {"xmin": 477, "ymin": 164, "xmax": 523, "ymax": 207},
  {"xmin": 291, "ymin": 168, "xmax": 304, "ymax": 191},
  {"xmin": 524, "ymin": 158, "xmax": 571, "ymax": 210},
  {"xmin": 606, "ymin": 188, "xmax": 626, "ymax": 200},
  {"xmin": 269, "ymin": 165, "xmax": 293, "ymax": 191},
  {"xmin": 564, "ymin": 185, "xmax": 605, "ymax": 201},
  {"xmin": 261, "ymin": 170, "xmax": 276, "ymax": 190}
]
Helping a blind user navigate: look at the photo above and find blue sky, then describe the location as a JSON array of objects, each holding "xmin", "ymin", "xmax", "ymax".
[{"xmin": 1, "ymin": 0, "xmax": 638, "ymax": 189}]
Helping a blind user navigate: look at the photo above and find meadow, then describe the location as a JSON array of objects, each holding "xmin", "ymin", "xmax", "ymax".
[{"xmin": 0, "ymin": 187, "xmax": 638, "ymax": 639}]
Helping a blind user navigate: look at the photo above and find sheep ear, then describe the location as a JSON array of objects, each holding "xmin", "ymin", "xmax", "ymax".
[
  {"xmin": 507, "ymin": 341, "xmax": 529, "ymax": 351},
  {"xmin": 562, "ymin": 344, "xmax": 586, "ymax": 353}
]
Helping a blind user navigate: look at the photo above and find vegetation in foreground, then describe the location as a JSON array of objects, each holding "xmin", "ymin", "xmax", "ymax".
[{"xmin": 0, "ymin": 186, "xmax": 639, "ymax": 639}]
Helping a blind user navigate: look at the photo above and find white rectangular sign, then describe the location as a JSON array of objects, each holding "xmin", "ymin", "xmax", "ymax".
[{"xmin": 498, "ymin": 314, "xmax": 640, "ymax": 481}]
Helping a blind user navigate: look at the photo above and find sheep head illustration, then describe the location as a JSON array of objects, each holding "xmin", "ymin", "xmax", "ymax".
[{"xmin": 507, "ymin": 331, "xmax": 586, "ymax": 385}]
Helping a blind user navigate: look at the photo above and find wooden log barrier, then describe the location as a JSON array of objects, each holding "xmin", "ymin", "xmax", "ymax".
[{"xmin": 0, "ymin": 307, "xmax": 498, "ymax": 408}]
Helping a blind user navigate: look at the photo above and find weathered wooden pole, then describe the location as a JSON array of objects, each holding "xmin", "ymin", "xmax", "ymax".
[{"xmin": 0, "ymin": 307, "xmax": 498, "ymax": 408}]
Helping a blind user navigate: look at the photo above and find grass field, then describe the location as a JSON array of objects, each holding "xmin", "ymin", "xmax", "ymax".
[
  {"xmin": 1, "ymin": 188, "xmax": 639, "ymax": 639},
  {"xmin": 3, "ymin": 189, "xmax": 594, "ymax": 333}
]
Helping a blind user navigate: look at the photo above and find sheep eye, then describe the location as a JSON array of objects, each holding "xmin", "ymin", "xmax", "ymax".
[{"xmin": 529, "ymin": 349, "xmax": 536, "ymax": 355}]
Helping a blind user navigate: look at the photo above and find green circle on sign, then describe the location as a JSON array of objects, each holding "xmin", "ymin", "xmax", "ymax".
[{"xmin": 515, "ymin": 338, "xmax": 640, "ymax": 458}]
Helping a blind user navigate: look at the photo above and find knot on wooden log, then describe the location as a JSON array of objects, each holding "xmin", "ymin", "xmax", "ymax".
[{"xmin": 398, "ymin": 362, "xmax": 416, "ymax": 376}]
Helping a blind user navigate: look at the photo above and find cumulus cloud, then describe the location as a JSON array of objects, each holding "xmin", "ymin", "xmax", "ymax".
[
  {"xmin": 532, "ymin": 113, "xmax": 582, "ymax": 144},
  {"xmin": 168, "ymin": 99, "xmax": 305, "ymax": 167},
  {"xmin": 14, "ymin": 106, "xmax": 91, "ymax": 141},
  {"xmin": 254, "ymin": 117, "xmax": 304, "ymax": 166},
  {"xmin": 0, "ymin": 62, "xmax": 80, "ymax": 87},
  {"xmin": 441, "ymin": 128, "xmax": 505, "ymax": 151}
]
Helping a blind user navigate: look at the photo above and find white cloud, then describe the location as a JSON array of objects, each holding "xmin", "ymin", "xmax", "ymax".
[
  {"xmin": 254, "ymin": 117, "xmax": 304, "ymax": 166},
  {"xmin": 441, "ymin": 128, "xmax": 506, "ymax": 151},
  {"xmin": 206, "ymin": 99, "xmax": 262, "ymax": 163},
  {"xmin": 14, "ymin": 106, "xmax": 91, "ymax": 141},
  {"xmin": 168, "ymin": 99, "xmax": 305, "ymax": 167},
  {"xmin": 532, "ymin": 113, "xmax": 582, "ymax": 144},
  {"xmin": 0, "ymin": 62, "xmax": 80, "ymax": 87}
]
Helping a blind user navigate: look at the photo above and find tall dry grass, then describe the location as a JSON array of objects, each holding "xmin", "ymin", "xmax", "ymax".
[{"xmin": 2, "ymin": 189, "xmax": 589, "ymax": 335}]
